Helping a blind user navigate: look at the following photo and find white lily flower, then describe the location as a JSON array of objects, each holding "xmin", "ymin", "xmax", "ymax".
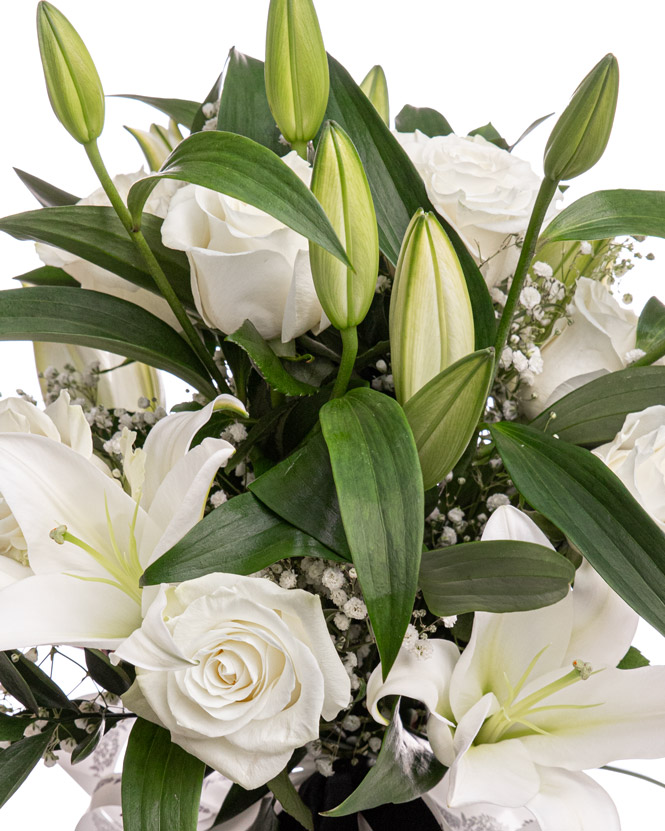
[
  {"xmin": 0, "ymin": 394, "xmax": 246, "ymax": 650},
  {"xmin": 367, "ymin": 505, "xmax": 665, "ymax": 831}
]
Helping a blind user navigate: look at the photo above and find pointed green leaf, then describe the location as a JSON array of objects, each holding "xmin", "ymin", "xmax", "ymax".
[
  {"xmin": 267, "ymin": 767, "xmax": 313, "ymax": 831},
  {"xmin": 490, "ymin": 421, "xmax": 665, "ymax": 637},
  {"xmin": 419, "ymin": 540, "xmax": 574, "ymax": 616},
  {"xmin": 122, "ymin": 719, "xmax": 204, "ymax": 831},
  {"xmin": 126, "ymin": 131, "xmax": 350, "ymax": 268},
  {"xmin": 249, "ymin": 432, "xmax": 352, "ymax": 560},
  {"xmin": 142, "ymin": 492, "xmax": 343, "ymax": 587},
  {"xmin": 218, "ymin": 49, "xmax": 286, "ymax": 156},
  {"xmin": 0, "ymin": 288, "xmax": 216, "ymax": 398},
  {"xmin": 0, "ymin": 653, "xmax": 39, "ymax": 714},
  {"xmin": 14, "ymin": 265, "xmax": 79, "ymax": 288},
  {"xmin": 320, "ymin": 388, "xmax": 424, "ymax": 676},
  {"xmin": 1, "ymin": 651, "xmax": 72, "ymax": 711},
  {"xmin": 404, "ymin": 349, "xmax": 494, "ymax": 489},
  {"xmin": 0, "ymin": 206, "xmax": 193, "ymax": 307},
  {"xmin": 325, "ymin": 55, "xmax": 495, "ymax": 349},
  {"xmin": 0, "ymin": 730, "xmax": 55, "ymax": 808},
  {"xmin": 226, "ymin": 320, "xmax": 317, "ymax": 396},
  {"xmin": 323, "ymin": 707, "xmax": 444, "ymax": 817},
  {"xmin": 530, "ymin": 366, "xmax": 665, "ymax": 447},
  {"xmin": 13, "ymin": 168, "xmax": 79, "ymax": 207},
  {"xmin": 637, "ymin": 296, "xmax": 665, "ymax": 353},
  {"xmin": 541, "ymin": 189, "xmax": 665, "ymax": 243},
  {"xmin": 508, "ymin": 113, "xmax": 554, "ymax": 152},
  {"xmin": 618, "ymin": 646, "xmax": 650, "ymax": 669},
  {"xmin": 85, "ymin": 649, "xmax": 134, "ymax": 696},
  {"xmin": 394, "ymin": 105, "xmax": 453, "ymax": 137},
  {"xmin": 468, "ymin": 122, "xmax": 509, "ymax": 150},
  {"xmin": 112, "ymin": 94, "xmax": 200, "ymax": 129},
  {"xmin": 0, "ymin": 714, "xmax": 32, "ymax": 743}
]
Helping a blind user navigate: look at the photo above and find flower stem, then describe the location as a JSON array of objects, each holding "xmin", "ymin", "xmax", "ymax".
[
  {"xmin": 83, "ymin": 140, "xmax": 229, "ymax": 395},
  {"xmin": 331, "ymin": 326, "xmax": 358, "ymax": 398},
  {"xmin": 290, "ymin": 139, "xmax": 308, "ymax": 159},
  {"xmin": 493, "ymin": 176, "xmax": 560, "ymax": 365}
]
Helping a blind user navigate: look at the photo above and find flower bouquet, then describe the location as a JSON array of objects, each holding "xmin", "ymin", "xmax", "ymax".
[{"xmin": 1, "ymin": 2, "xmax": 665, "ymax": 829}]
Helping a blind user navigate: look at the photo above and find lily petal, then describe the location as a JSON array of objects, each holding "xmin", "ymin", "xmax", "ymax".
[
  {"xmin": 44, "ymin": 390, "xmax": 93, "ymax": 459},
  {"xmin": 527, "ymin": 766, "xmax": 620, "ymax": 831}
]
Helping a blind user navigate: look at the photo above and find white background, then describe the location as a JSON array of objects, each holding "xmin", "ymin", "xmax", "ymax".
[{"xmin": 1, "ymin": 0, "xmax": 665, "ymax": 828}]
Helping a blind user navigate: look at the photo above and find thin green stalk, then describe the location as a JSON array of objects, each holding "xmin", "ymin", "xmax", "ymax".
[
  {"xmin": 331, "ymin": 326, "xmax": 358, "ymax": 398},
  {"xmin": 493, "ymin": 176, "xmax": 560, "ymax": 364},
  {"xmin": 83, "ymin": 140, "xmax": 229, "ymax": 395},
  {"xmin": 602, "ymin": 765, "xmax": 665, "ymax": 791},
  {"xmin": 290, "ymin": 139, "xmax": 308, "ymax": 159},
  {"xmin": 632, "ymin": 340, "xmax": 665, "ymax": 367}
]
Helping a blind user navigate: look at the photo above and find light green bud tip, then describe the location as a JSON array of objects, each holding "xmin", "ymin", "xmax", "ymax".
[
  {"xmin": 309, "ymin": 121, "xmax": 379, "ymax": 331},
  {"xmin": 265, "ymin": 0, "xmax": 330, "ymax": 150},
  {"xmin": 390, "ymin": 209, "xmax": 475, "ymax": 404},
  {"xmin": 37, "ymin": 1, "xmax": 105, "ymax": 144},
  {"xmin": 544, "ymin": 53, "xmax": 618, "ymax": 182},
  {"xmin": 360, "ymin": 65, "xmax": 389, "ymax": 125}
]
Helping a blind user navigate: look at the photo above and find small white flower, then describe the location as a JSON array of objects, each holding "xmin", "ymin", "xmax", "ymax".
[
  {"xmin": 343, "ymin": 598, "xmax": 368, "ymax": 620},
  {"xmin": 413, "ymin": 640, "xmax": 434, "ymax": 660},
  {"xmin": 439, "ymin": 527, "xmax": 458, "ymax": 547},
  {"xmin": 342, "ymin": 714, "xmax": 361, "ymax": 732},
  {"xmin": 322, "ymin": 567, "xmax": 345, "ymax": 591},
  {"xmin": 209, "ymin": 490, "xmax": 228, "ymax": 508},
  {"xmin": 580, "ymin": 241, "xmax": 593, "ymax": 255},
  {"xmin": 23, "ymin": 720, "xmax": 48, "ymax": 737},
  {"xmin": 624, "ymin": 348, "xmax": 646, "ymax": 364},
  {"xmin": 330, "ymin": 588, "xmax": 349, "ymax": 607},
  {"xmin": 499, "ymin": 346, "xmax": 513, "ymax": 370},
  {"xmin": 512, "ymin": 350, "xmax": 529, "ymax": 373},
  {"xmin": 519, "ymin": 286, "xmax": 541, "ymax": 310},
  {"xmin": 278, "ymin": 569, "xmax": 297, "ymax": 589},
  {"xmin": 527, "ymin": 346, "xmax": 544, "ymax": 375},
  {"xmin": 59, "ymin": 737, "xmax": 77, "ymax": 753},
  {"xmin": 334, "ymin": 612, "xmax": 350, "ymax": 631},
  {"xmin": 315, "ymin": 756, "xmax": 335, "ymax": 777},
  {"xmin": 447, "ymin": 508, "xmax": 465, "ymax": 523},
  {"xmin": 442, "ymin": 615, "xmax": 458, "ymax": 628},
  {"xmin": 490, "ymin": 287, "xmax": 507, "ymax": 306},
  {"xmin": 221, "ymin": 422, "xmax": 248, "ymax": 444},
  {"xmin": 402, "ymin": 624, "xmax": 419, "ymax": 651},
  {"xmin": 486, "ymin": 493, "xmax": 510, "ymax": 511},
  {"xmin": 368, "ymin": 736, "xmax": 382, "ymax": 753},
  {"xmin": 532, "ymin": 261, "xmax": 553, "ymax": 279}
]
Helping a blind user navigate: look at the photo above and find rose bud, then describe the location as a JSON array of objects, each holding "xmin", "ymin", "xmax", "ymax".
[
  {"xmin": 390, "ymin": 209, "xmax": 474, "ymax": 405},
  {"xmin": 309, "ymin": 121, "xmax": 379, "ymax": 331},
  {"xmin": 544, "ymin": 54, "xmax": 619, "ymax": 182},
  {"xmin": 264, "ymin": 0, "xmax": 329, "ymax": 155},
  {"xmin": 360, "ymin": 65, "xmax": 389, "ymax": 125},
  {"xmin": 36, "ymin": 1, "xmax": 105, "ymax": 144}
]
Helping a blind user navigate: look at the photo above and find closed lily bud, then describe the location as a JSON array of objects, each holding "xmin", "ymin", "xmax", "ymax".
[
  {"xmin": 360, "ymin": 65, "xmax": 389, "ymax": 125},
  {"xmin": 265, "ymin": 0, "xmax": 329, "ymax": 151},
  {"xmin": 309, "ymin": 121, "xmax": 379, "ymax": 330},
  {"xmin": 544, "ymin": 54, "xmax": 618, "ymax": 182},
  {"xmin": 36, "ymin": 2, "xmax": 105, "ymax": 144},
  {"xmin": 390, "ymin": 209, "xmax": 474, "ymax": 405}
]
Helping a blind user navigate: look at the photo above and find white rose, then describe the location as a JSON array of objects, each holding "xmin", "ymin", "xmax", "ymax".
[
  {"xmin": 160, "ymin": 151, "xmax": 329, "ymax": 343},
  {"xmin": 114, "ymin": 573, "xmax": 351, "ymax": 789},
  {"xmin": 36, "ymin": 171, "xmax": 181, "ymax": 327},
  {"xmin": 593, "ymin": 406, "xmax": 665, "ymax": 530},
  {"xmin": 397, "ymin": 131, "xmax": 559, "ymax": 288},
  {"xmin": 519, "ymin": 277, "xmax": 639, "ymax": 418}
]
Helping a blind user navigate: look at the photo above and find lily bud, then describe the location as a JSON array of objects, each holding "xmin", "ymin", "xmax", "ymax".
[
  {"xmin": 309, "ymin": 121, "xmax": 379, "ymax": 330},
  {"xmin": 36, "ymin": 2, "xmax": 105, "ymax": 144},
  {"xmin": 264, "ymin": 0, "xmax": 329, "ymax": 150},
  {"xmin": 360, "ymin": 65, "xmax": 389, "ymax": 125},
  {"xmin": 543, "ymin": 54, "xmax": 618, "ymax": 182},
  {"xmin": 390, "ymin": 209, "xmax": 474, "ymax": 405}
]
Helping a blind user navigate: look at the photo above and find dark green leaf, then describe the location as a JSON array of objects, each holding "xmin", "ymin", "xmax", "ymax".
[
  {"xmin": 14, "ymin": 265, "xmax": 80, "ymax": 288},
  {"xmin": 249, "ymin": 432, "xmax": 352, "ymax": 560},
  {"xmin": 508, "ymin": 113, "xmax": 554, "ymax": 152},
  {"xmin": 0, "ymin": 730, "xmax": 54, "ymax": 808},
  {"xmin": 637, "ymin": 297, "xmax": 665, "ymax": 353},
  {"xmin": 541, "ymin": 190, "xmax": 665, "ymax": 243},
  {"xmin": 85, "ymin": 649, "xmax": 134, "ymax": 696},
  {"xmin": 226, "ymin": 321, "xmax": 317, "ymax": 397},
  {"xmin": 530, "ymin": 366, "xmax": 665, "ymax": 447},
  {"xmin": 2, "ymin": 651, "xmax": 72, "ymax": 711},
  {"xmin": 122, "ymin": 718, "xmax": 204, "ymax": 831},
  {"xmin": 0, "ymin": 288, "xmax": 216, "ymax": 398},
  {"xmin": 71, "ymin": 720, "xmax": 103, "ymax": 764},
  {"xmin": 618, "ymin": 646, "xmax": 650, "ymax": 669},
  {"xmin": 394, "ymin": 105, "xmax": 453, "ymax": 137},
  {"xmin": 191, "ymin": 73, "xmax": 224, "ymax": 133},
  {"xmin": 490, "ymin": 421, "xmax": 665, "ymax": 638},
  {"xmin": 112, "ymin": 95, "xmax": 200, "ymax": 129},
  {"xmin": 320, "ymin": 388, "xmax": 424, "ymax": 676},
  {"xmin": 0, "ymin": 207, "xmax": 193, "ymax": 308},
  {"xmin": 267, "ymin": 768, "xmax": 313, "ymax": 831},
  {"xmin": 324, "ymin": 708, "xmax": 445, "ymax": 817},
  {"xmin": 13, "ymin": 168, "xmax": 79, "ymax": 207},
  {"xmin": 468, "ymin": 122, "xmax": 509, "ymax": 150},
  {"xmin": 142, "ymin": 492, "xmax": 343, "ymax": 586},
  {"xmin": 419, "ymin": 540, "xmax": 574, "ymax": 616},
  {"xmin": 404, "ymin": 348, "xmax": 495, "ymax": 489},
  {"xmin": 127, "ymin": 132, "xmax": 350, "ymax": 269},
  {"xmin": 325, "ymin": 55, "xmax": 495, "ymax": 349},
  {"xmin": 0, "ymin": 713, "xmax": 32, "ymax": 742},
  {"xmin": 0, "ymin": 654, "xmax": 39, "ymax": 713},
  {"xmin": 217, "ymin": 49, "xmax": 285, "ymax": 156},
  {"xmin": 246, "ymin": 798, "xmax": 279, "ymax": 831}
]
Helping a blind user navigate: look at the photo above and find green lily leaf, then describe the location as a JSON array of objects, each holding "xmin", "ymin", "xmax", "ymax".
[
  {"xmin": 320, "ymin": 388, "xmax": 424, "ymax": 677},
  {"xmin": 122, "ymin": 719, "xmax": 204, "ymax": 831},
  {"xmin": 13, "ymin": 168, "xmax": 79, "ymax": 207},
  {"xmin": 404, "ymin": 348, "xmax": 495, "ymax": 489},
  {"xmin": 419, "ymin": 539, "xmax": 574, "ymax": 616},
  {"xmin": 541, "ymin": 189, "xmax": 665, "ymax": 242},
  {"xmin": 126, "ymin": 131, "xmax": 350, "ymax": 269},
  {"xmin": 0, "ymin": 730, "xmax": 55, "ymax": 809},
  {"xmin": 267, "ymin": 767, "xmax": 313, "ymax": 831},
  {"xmin": 0, "ymin": 714, "xmax": 32, "ymax": 743},
  {"xmin": 85, "ymin": 649, "xmax": 135, "ymax": 696},
  {"xmin": 530, "ymin": 366, "xmax": 665, "ymax": 447},
  {"xmin": 0, "ymin": 206, "xmax": 193, "ymax": 307},
  {"xmin": 226, "ymin": 320, "xmax": 317, "ymax": 397},
  {"xmin": 468, "ymin": 122, "xmax": 509, "ymax": 150},
  {"xmin": 0, "ymin": 288, "xmax": 216, "ymax": 398},
  {"xmin": 14, "ymin": 265, "xmax": 79, "ymax": 288},
  {"xmin": 394, "ymin": 104, "xmax": 453, "ymax": 137},
  {"xmin": 323, "ymin": 707, "xmax": 445, "ymax": 817},
  {"xmin": 636, "ymin": 296, "xmax": 665, "ymax": 354},
  {"xmin": 617, "ymin": 646, "xmax": 650, "ymax": 670},
  {"xmin": 112, "ymin": 94, "xmax": 201, "ymax": 130},
  {"xmin": 142, "ymin": 492, "xmax": 343, "ymax": 587},
  {"xmin": 491, "ymin": 421, "xmax": 665, "ymax": 637}
]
